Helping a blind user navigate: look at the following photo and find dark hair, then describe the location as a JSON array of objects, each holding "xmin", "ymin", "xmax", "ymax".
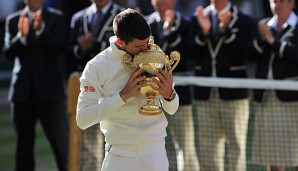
[{"xmin": 113, "ymin": 8, "xmax": 151, "ymax": 44}]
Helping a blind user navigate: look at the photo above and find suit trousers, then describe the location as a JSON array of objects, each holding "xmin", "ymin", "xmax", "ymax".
[
  {"xmin": 195, "ymin": 89, "xmax": 249, "ymax": 171},
  {"xmin": 12, "ymin": 98, "xmax": 68, "ymax": 171}
]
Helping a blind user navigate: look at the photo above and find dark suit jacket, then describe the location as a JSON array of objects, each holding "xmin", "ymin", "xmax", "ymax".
[
  {"xmin": 146, "ymin": 11, "xmax": 192, "ymax": 105},
  {"xmin": 67, "ymin": 3, "xmax": 123, "ymax": 72},
  {"xmin": 4, "ymin": 7, "xmax": 67, "ymax": 103},
  {"xmin": 248, "ymin": 16, "xmax": 298, "ymax": 102},
  {"xmin": 188, "ymin": 4, "xmax": 253, "ymax": 100}
]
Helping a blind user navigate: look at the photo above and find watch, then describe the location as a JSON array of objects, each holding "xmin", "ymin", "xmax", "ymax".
[{"xmin": 164, "ymin": 90, "xmax": 176, "ymax": 102}]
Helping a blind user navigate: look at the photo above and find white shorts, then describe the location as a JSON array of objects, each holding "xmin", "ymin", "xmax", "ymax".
[{"xmin": 101, "ymin": 148, "xmax": 169, "ymax": 171}]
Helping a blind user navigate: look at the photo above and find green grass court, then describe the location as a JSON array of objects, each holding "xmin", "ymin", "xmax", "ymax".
[{"xmin": 0, "ymin": 107, "xmax": 57, "ymax": 171}]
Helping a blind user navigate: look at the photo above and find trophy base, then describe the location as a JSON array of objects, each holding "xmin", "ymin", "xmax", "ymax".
[{"xmin": 139, "ymin": 105, "xmax": 162, "ymax": 115}]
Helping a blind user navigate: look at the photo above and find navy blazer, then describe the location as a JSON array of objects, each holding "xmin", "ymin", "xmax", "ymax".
[
  {"xmin": 68, "ymin": 3, "xmax": 123, "ymax": 71},
  {"xmin": 4, "ymin": 7, "xmax": 67, "ymax": 103},
  {"xmin": 248, "ymin": 17, "xmax": 298, "ymax": 102},
  {"xmin": 146, "ymin": 11, "xmax": 192, "ymax": 105},
  {"xmin": 188, "ymin": 4, "xmax": 253, "ymax": 100}
]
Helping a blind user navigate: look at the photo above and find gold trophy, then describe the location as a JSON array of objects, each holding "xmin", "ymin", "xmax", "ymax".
[{"xmin": 122, "ymin": 36, "xmax": 180, "ymax": 115}]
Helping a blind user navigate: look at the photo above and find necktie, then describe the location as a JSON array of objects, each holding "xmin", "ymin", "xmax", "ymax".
[
  {"xmin": 212, "ymin": 13, "xmax": 220, "ymax": 42},
  {"xmin": 212, "ymin": 13, "xmax": 219, "ymax": 36},
  {"xmin": 92, "ymin": 10, "xmax": 103, "ymax": 37},
  {"xmin": 158, "ymin": 20, "xmax": 165, "ymax": 44},
  {"xmin": 271, "ymin": 27, "xmax": 278, "ymax": 38}
]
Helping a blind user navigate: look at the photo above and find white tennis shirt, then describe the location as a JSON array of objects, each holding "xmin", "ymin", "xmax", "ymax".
[{"xmin": 76, "ymin": 36, "xmax": 179, "ymax": 156}]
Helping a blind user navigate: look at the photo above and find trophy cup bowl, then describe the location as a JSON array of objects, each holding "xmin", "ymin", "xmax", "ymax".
[{"xmin": 122, "ymin": 36, "xmax": 180, "ymax": 115}]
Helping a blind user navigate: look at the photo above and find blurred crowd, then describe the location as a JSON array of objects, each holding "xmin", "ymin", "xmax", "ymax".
[
  {"xmin": 0, "ymin": 0, "xmax": 291, "ymax": 53},
  {"xmin": 2, "ymin": 1, "xmax": 298, "ymax": 171}
]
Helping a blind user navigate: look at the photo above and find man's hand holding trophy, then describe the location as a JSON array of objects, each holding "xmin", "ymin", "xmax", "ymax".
[{"xmin": 122, "ymin": 36, "xmax": 180, "ymax": 115}]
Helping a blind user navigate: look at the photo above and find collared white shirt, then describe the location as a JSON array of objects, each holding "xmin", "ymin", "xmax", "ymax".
[
  {"xmin": 209, "ymin": 2, "xmax": 232, "ymax": 16},
  {"xmin": 267, "ymin": 11, "xmax": 298, "ymax": 30},
  {"xmin": 90, "ymin": 1, "xmax": 112, "ymax": 16}
]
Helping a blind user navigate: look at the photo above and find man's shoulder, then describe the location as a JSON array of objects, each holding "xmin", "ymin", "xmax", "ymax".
[
  {"xmin": 89, "ymin": 48, "xmax": 111, "ymax": 65},
  {"xmin": 230, "ymin": 5, "xmax": 253, "ymax": 20},
  {"xmin": 6, "ymin": 10, "xmax": 22, "ymax": 21},
  {"xmin": 106, "ymin": 2, "xmax": 124, "ymax": 17},
  {"xmin": 45, "ymin": 7, "xmax": 64, "ymax": 16},
  {"xmin": 72, "ymin": 6, "xmax": 90, "ymax": 19},
  {"xmin": 112, "ymin": 2, "xmax": 125, "ymax": 11},
  {"xmin": 84, "ymin": 50, "xmax": 110, "ymax": 77},
  {"xmin": 145, "ymin": 12, "xmax": 159, "ymax": 24}
]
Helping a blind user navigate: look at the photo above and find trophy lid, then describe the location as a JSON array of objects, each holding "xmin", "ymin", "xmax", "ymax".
[
  {"xmin": 132, "ymin": 36, "xmax": 167, "ymax": 74},
  {"xmin": 147, "ymin": 36, "xmax": 163, "ymax": 52}
]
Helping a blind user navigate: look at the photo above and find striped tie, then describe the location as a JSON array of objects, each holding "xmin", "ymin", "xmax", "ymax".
[{"xmin": 92, "ymin": 10, "xmax": 103, "ymax": 37}]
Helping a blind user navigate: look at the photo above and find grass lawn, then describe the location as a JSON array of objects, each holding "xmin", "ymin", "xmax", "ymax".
[{"xmin": 0, "ymin": 107, "xmax": 57, "ymax": 171}]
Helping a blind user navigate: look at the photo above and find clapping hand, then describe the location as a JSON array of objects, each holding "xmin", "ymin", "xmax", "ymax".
[
  {"xmin": 218, "ymin": 10, "xmax": 232, "ymax": 32},
  {"xmin": 18, "ymin": 13, "xmax": 29, "ymax": 36},
  {"xmin": 258, "ymin": 19, "xmax": 275, "ymax": 45},
  {"xmin": 32, "ymin": 11, "xmax": 43, "ymax": 31},
  {"xmin": 196, "ymin": 6, "xmax": 211, "ymax": 35},
  {"xmin": 77, "ymin": 32, "xmax": 93, "ymax": 52},
  {"xmin": 163, "ymin": 9, "xmax": 176, "ymax": 32}
]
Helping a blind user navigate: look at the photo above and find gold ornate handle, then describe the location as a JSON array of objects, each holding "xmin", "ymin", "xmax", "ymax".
[
  {"xmin": 167, "ymin": 51, "xmax": 180, "ymax": 73},
  {"xmin": 122, "ymin": 54, "xmax": 134, "ymax": 67}
]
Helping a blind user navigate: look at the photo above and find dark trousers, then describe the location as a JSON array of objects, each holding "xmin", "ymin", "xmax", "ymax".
[{"xmin": 12, "ymin": 98, "xmax": 68, "ymax": 171}]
